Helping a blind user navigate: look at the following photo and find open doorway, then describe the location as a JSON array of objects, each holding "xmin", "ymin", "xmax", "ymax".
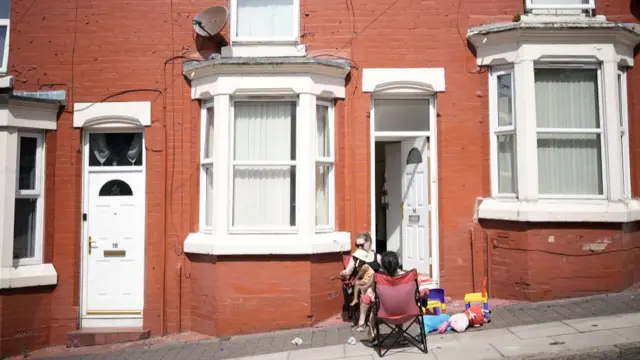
[{"xmin": 370, "ymin": 97, "xmax": 438, "ymax": 281}]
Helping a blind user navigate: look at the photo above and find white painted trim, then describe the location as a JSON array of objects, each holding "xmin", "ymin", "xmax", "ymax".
[
  {"xmin": 0, "ymin": 103, "xmax": 59, "ymax": 130},
  {"xmin": 0, "ymin": 263, "xmax": 57, "ymax": 289},
  {"xmin": 619, "ymin": 68, "xmax": 631, "ymax": 198},
  {"xmin": 73, "ymin": 101, "xmax": 152, "ymax": 128},
  {"xmin": 369, "ymin": 95, "xmax": 440, "ymax": 285},
  {"xmin": 221, "ymin": 44, "xmax": 307, "ymax": 58},
  {"xmin": 479, "ymin": 198, "xmax": 640, "ymax": 223},
  {"xmin": 80, "ymin": 129, "xmax": 147, "ymax": 327},
  {"xmin": 229, "ymin": 0, "xmax": 300, "ymax": 45},
  {"xmin": 362, "ymin": 68, "xmax": 446, "ymax": 93},
  {"xmin": 190, "ymin": 73, "xmax": 348, "ymax": 100},
  {"xmin": 183, "ymin": 232, "xmax": 351, "ymax": 255}
]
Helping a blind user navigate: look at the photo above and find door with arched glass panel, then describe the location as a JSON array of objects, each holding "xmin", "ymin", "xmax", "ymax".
[
  {"xmin": 400, "ymin": 137, "xmax": 430, "ymax": 274},
  {"xmin": 82, "ymin": 132, "xmax": 145, "ymax": 327}
]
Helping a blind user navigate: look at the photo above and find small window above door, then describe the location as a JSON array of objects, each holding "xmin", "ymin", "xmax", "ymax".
[
  {"xmin": 99, "ymin": 180, "xmax": 133, "ymax": 196},
  {"xmin": 406, "ymin": 148, "xmax": 423, "ymax": 164},
  {"xmin": 89, "ymin": 133, "xmax": 143, "ymax": 167}
]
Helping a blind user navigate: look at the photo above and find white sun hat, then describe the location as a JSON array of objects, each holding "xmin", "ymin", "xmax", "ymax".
[{"xmin": 352, "ymin": 249, "xmax": 369, "ymax": 262}]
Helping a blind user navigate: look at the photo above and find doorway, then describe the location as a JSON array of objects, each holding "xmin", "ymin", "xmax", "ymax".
[
  {"xmin": 370, "ymin": 97, "xmax": 438, "ymax": 282},
  {"xmin": 81, "ymin": 131, "xmax": 146, "ymax": 328}
]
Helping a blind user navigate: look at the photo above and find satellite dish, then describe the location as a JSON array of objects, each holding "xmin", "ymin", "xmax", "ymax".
[{"xmin": 192, "ymin": 6, "xmax": 228, "ymax": 37}]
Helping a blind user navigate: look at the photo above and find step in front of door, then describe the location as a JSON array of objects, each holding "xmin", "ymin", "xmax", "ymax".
[{"xmin": 66, "ymin": 327, "xmax": 150, "ymax": 348}]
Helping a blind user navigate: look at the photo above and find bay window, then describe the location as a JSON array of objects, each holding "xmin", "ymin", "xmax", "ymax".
[
  {"xmin": 534, "ymin": 68, "xmax": 604, "ymax": 197},
  {"xmin": 200, "ymin": 103, "xmax": 214, "ymax": 232},
  {"xmin": 491, "ymin": 69, "xmax": 517, "ymax": 196},
  {"xmin": 231, "ymin": 101, "xmax": 297, "ymax": 230},
  {"xmin": 316, "ymin": 101, "xmax": 334, "ymax": 230},
  {"xmin": 13, "ymin": 132, "xmax": 44, "ymax": 265}
]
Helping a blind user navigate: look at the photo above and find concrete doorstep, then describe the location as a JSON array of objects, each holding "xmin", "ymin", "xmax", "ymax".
[{"xmin": 231, "ymin": 312, "xmax": 640, "ymax": 360}]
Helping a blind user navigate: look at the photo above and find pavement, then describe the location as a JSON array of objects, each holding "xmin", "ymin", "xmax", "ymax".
[{"xmin": 25, "ymin": 290, "xmax": 640, "ymax": 360}]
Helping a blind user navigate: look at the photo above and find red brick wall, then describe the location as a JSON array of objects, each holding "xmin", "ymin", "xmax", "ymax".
[
  {"xmin": 468, "ymin": 221, "xmax": 640, "ymax": 301},
  {"xmin": 186, "ymin": 254, "xmax": 342, "ymax": 337},
  {"xmin": 0, "ymin": 0, "xmax": 638, "ymax": 357}
]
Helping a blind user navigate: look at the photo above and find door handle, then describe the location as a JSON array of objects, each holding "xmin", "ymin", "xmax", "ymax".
[
  {"xmin": 401, "ymin": 201, "xmax": 404, "ymax": 220},
  {"xmin": 88, "ymin": 236, "xmax": 96, "ymax": 255}
]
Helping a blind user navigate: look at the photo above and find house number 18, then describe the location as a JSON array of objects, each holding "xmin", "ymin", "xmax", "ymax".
[{"xmin": 112, "ymin": 243, "xmax": 118, "ymax": 249}]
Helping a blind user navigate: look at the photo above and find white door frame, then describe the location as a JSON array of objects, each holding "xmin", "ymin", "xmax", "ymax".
[
  {"xmin": 79, "ymin": 128, "xmax": 147, "ymax": 328},
  {"xmin": 369, "ymin": 94, "xmax": 439, "ymax": 285}
]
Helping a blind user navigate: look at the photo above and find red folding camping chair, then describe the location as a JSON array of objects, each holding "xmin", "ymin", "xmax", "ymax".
[{"xmin": 371, "ymin": 269, "xmax": 428, "ymax": 357}]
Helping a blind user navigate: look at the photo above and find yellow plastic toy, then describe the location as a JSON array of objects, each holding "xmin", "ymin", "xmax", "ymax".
[{"xmin": 463, "ymin": 277, "xmax": 490, "ymax": 321}]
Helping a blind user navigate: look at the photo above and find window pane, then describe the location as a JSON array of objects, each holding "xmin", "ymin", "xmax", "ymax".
[
  {"xmin": 316, "ymin": 165, "xmax": 330, "ymax": 226},
  {"xmin": 204, "ymin": 107, "xmax": 214, "ymax": 159},
  {"xmin": 0, "ymin": 26, "xmax": 6, "ymax": 68},
  {"xmin": 316, "ymin": 105, "xmax": 330, "ymax": 158},
  {"xmin": 89, "ymin": 133, "xmax": 144, "ymax": 166},
  {"xmin": 18, "ymin": 136, "xmax": 38, "ymax": 191},
  {"xmin": 530, "ymin": 0, "xmax": 589, "ymax": 4},
  {"xmin": 13, "ymin": 198, "xmax": 37, "ymax": 260},
  {"xmin": 236, "ymin": 0, "xmax": 294, "ymax": 38},
  {"xmin": 537, "ymin": 133, "xmax": 603, "ymax": 195},
  {"xmin": 0, "ymin": 0, "xmax": 8, "ymax": 19},
  {"xmin": 234, "ymin": 102, "xmax": 296, "ymax": 161},
  {"xmin": 233, "ymin": 166, "xmax": 295, "ymax": 227},
  {"xmin": 618, "ymin": 73, "xmax": 624, "ymax": 128},
  {"xmin": 497, "ymin": 73, "xmax": 513, "ymax": 127},
  {"xmin": 374, "ymin": 99, "xmax": 429, "ymax": 132},
  {"xmin": 497, "ymin": 134, "xmax": 517, "ymax": 194},
  {"xmin": 205, "ymin": 166, "xmax": 213, "ymax": 228},
  {"xmin": 535, "ymin": 69, "xmax": 600, "ymax": 129}
]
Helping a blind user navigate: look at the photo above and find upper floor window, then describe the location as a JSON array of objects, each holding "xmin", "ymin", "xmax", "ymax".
[
  {"xmin": 0, "ymin": 0, "xmax": 9, "ymax": 73},
  {"xmin": 231, "ymin": 0, "xmax": 300, "ymax": 43},
  {"xmin": 525, "ymin": 0, "xmax": 595, "ymax": 11}
]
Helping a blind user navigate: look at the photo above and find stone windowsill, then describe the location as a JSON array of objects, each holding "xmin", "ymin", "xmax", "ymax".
[
  {"xmin": 478, "ymin": 198, "xmax": 640, "ymax": 223},
  {"xmin": 184, "ymin": 232, "xmax": 351, "ymax": 255},
  {"xmin": 0, "ymin": 263, "xmax": 58, "ymax": 289}
]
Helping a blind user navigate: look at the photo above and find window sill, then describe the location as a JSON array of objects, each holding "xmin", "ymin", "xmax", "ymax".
[
  {"xmin": 0, "ymin": 263, "xmax": 58, "ymax": 289},
  {"xmin": 221, "ymin": 44, "xmax": 307, "ymax": 58},
  {"xmin": 478, "ymin": 198, "xmax": 640, "ymax": 223},
  {"xmin": 183, "ymin": 231, "xmax": 351, "ymax": 255}
]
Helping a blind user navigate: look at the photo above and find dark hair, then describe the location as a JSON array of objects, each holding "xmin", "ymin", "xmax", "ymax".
[{"xmin": 381, "ymin": 251, "xmax": 400, "ymax": 276}]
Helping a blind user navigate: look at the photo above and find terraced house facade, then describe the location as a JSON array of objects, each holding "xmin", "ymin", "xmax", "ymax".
[{"xmin": 0, "ymin": 0, "xmax": 638, "ymax": 356}]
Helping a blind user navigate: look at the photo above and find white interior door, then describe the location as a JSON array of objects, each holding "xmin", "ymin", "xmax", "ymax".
[
  {"xmin": 400, "ymin": 137, "xmax": 430, "ymax": 274},
  {"xmin": 85, "ymin": 171, "xmax": 145, "ymax": 319}
]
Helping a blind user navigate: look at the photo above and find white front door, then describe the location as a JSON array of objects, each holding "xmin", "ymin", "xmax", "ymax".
[
  {"xmin": 82, "ymin": 132, "xmax": 145, "ymax": 327},
  {"xmin": 400, "ymin": 137, "xmax": 430, "ymax": 274}
]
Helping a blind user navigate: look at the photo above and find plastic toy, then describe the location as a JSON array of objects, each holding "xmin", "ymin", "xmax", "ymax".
[
  {"xmin": 425, "ymin": 288, "xmax": 446, "ymax": 315},
  {"xmin": 463, "ymin": 277, "xmax": 490, "ymax": 321}
]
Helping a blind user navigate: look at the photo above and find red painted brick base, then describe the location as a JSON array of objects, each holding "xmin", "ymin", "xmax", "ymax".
[
  {"xmin": 188, "ymin": 254, "xmax": 343, "ymax": 337},
  {"xmin": 469, "ymin": 221, "xmax": 640, "ymax": 302}
]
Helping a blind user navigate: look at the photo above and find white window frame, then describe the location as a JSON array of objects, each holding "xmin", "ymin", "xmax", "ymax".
[
  {"xmin": 229, "ymin": 0, "xmax": 301, "ymax": 44},
  {"xmin": 228, "ymin": 97, "xmax": 299, "ymax": 233},
  {"xmin": 618, "ymin": 68, "xmax": 631, "ymax": 198},
  {"xmin": 13, "ymin": 131, "xmax": 45, "ymax": 266},
  {"xmin": 315, "ymin": 100, "xmax": 335, "ymax": 232},
  {"xmin": 0, "ymin": 0, "xmax": 9, "ymax": 74},
  {"xmin": 534, "ymin": 63, "xmax": 607, "ymax": 200},
  {"xmin": 489, "ymin": 67, "xmax": 517, "ymax": 198},
  {"xmin": 199, "ymin": 101, "xmax": 214, "ymax": 233},
  {"xmin": 525, "ymin": 0, "xmax": 595, "ymax": 10}
]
